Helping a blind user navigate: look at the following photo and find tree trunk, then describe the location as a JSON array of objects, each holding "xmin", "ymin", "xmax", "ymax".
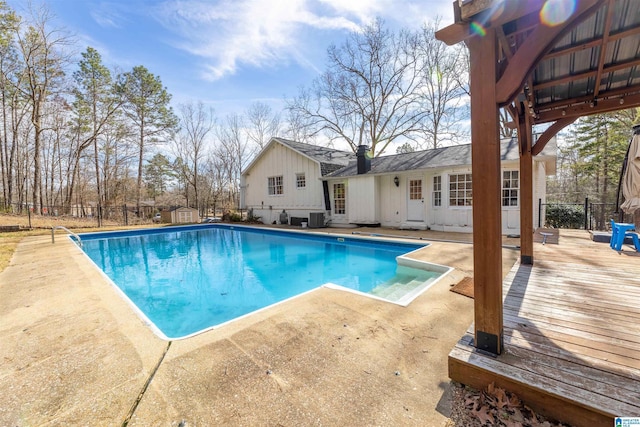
[
  {"xmin": 136, "ymin": 123, "xmax": 144, "ymax": 217},
  {"xmin": 0, "ymin": 80, "xmax": 7, "ymax": 209},
  {"xmin": 32, "ymin": 107, "xmax": 42, "ymax": 214}
]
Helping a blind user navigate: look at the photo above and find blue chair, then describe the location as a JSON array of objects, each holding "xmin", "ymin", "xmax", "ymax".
[
  {"xmin": 610, "ymin": 219, "xmax": 637, "ymax": 251},
  {"xmin": 610, "ymin": 219, "xmax": 617, "ymax": 249}
]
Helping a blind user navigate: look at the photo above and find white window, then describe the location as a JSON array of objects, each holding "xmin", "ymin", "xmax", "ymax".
[
  {"xmin": 296, "ymin": 173, "xmax": 306, "ymax": 189},
  {"xmin": 334, "ymin": 183, "xmax": 345, "ymax": 214},
  {"xmin": 432, "ymin": 176, "xmax": 441, "ymax": 207},
  {"xmin": 268, "ymin": 176, "xmax": 283, "ymax": 195},
  {"xmin": 449, "ymin": 173, "xmax": 473, "ymax": 206},
  {"xmin": 502, "ymin": 170, "xmax": 519, "ymax": 207}
]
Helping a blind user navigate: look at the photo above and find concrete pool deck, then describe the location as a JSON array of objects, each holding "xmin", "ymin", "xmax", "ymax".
[{"xmin": 0, "ymin": 227, "xmax": 519, "ymax": 426}]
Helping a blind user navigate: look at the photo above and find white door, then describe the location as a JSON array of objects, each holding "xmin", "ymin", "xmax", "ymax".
[{"xmin": 407, "ymin": 178, "xmax": 424, "ymax": 221}]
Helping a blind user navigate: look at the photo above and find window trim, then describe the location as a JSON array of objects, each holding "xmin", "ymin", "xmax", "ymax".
[
  {"xmin": 296, "ymin": 173, "xmax": 306, "ymax": 189},
  {"xmin": 333, "ymin": 182, "xmax": 346, "ymax": 215},
  {"xmin": 432, "ymin": 175, "xmax": 442, "ymax": 207},
  {"xmin": 502, "ymin": 170, "xmax": 519, "ymax": 208},
  {"xmin": 448, "ymin": 173, "xmax": 473, "ymax": 208},
  {"xmin": 268, "ymin": 175, "xmax": 283, "ymax": 196}
]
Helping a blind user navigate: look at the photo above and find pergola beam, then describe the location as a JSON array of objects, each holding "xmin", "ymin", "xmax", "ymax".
[
  {"xmin": 532, "ymin": 118, "xmax": 577, "ymax": 156},
  {"xmin": 518, "ymin": 111, "xmax": 534, "ymax": 265},
  {"xmin": 467, "ymin": 26, "xmax": 504, "ymax": 356},
  {"xmin": 536, "ymin": 92, "xmax": 640, "ymax": 123}
]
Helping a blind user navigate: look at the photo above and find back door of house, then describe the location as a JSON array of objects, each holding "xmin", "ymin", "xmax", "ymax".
[{"xmin": 407, "ymin": 178, "xmax": 424, "ymax": 221}]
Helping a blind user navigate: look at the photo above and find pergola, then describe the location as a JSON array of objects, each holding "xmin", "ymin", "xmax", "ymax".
[{"xmin": 437, "ymin": 0, "xmax": 640, "ymax": 356}]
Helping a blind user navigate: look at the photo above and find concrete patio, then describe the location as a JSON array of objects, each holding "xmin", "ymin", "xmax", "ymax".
[{"xmin": 0, "ymin": 227, "xmax": 519, "ymax": 426}]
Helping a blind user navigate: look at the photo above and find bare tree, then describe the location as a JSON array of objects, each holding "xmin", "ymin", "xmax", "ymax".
[
  {"xmin": 201, "ymin": 153, "xmax": 227, "ymax": 216},
  {"xmin": 0, "ymin": 2, "xmax": 19, "ymax": 209},
  {"xmin": 101, "ymin": 119, "xmax": 136, "ymax": 207},
  {"xmin": 215, "ymin": 113, "xmax": 252, "ymax": 208},
  {"xmin": 40, "ymin": 98, "xmax": 67, "ymax": 209},
  {"xmin": 417, "ymin": 18, "xmax": 469, "ymax": 149},
  {"xmin": 14, "ymin": 3, "xmax": 73, "ymax": 213},
  {"xmin": 287, "ymin": 19, "xmax": 427, "ymax": 157},
  {"xmin": 282, "ymin": 101, "xmax": 318, "ymax": 143},
  {"xmin": 499, "ymin": 108, "xmax": 516, "ymax": 139},
  {"xmin": 245, "ymin": 101, "xmax": 280, "ymax": 149},
  {"xmin": 173, "ymin": 100, "xmax": 215, "ymax": 214}
]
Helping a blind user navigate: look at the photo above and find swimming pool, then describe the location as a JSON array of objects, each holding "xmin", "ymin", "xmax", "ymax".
[{"xmin": 79, "ymin": 224, "xmax": 451, "ymax": 339}]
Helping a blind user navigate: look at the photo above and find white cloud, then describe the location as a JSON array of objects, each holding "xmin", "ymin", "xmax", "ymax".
[
  {"xmin": 153, "ymin": 0, "xmax": 356, "ymax": 81},
  {"xmin": 90, "ymin": 2, "xmax": 128, "ymax": 29},
  {"xmin": 154, "ymin": 0, "xmax": 455, "ymax": 81},
  {"xmin": 317, "ymin": 0, "xmax": 382, "ymax": 23}
]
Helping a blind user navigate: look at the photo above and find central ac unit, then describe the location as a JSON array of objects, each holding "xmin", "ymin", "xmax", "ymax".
[{"xmin": 308, "ymin": 212, "xmax": 325, "ymax": 228}]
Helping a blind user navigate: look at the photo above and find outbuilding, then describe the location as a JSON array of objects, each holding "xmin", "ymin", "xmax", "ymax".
[{"xmin": 165, "ymin": 206, "xmax": 199, "ymax": 224}]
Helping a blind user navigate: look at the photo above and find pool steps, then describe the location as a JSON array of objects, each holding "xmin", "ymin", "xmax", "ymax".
[{"xmin": 370, "ymin": 265, "xmax": 439, "ymax": 303}]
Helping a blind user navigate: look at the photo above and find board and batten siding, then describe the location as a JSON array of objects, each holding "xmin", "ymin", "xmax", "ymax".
[
  {"xmin": 243, "ymin": 142, "xmax": 325, "ymax": 223},
  {"xmin": 379, "ymin": 175, "xmax": 404, "ymax": 227},
  {"xmin": 533, "ymin": 160, "xmax": 547, "ymax": 228},
  {"xmin": 345, "ymin": 175, "xmax": 378, "ymax": 225}
]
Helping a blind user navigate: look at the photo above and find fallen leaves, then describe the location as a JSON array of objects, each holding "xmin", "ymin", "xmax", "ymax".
[{"xmin": 452, "ymin": 382, "xmax": 571, "ymax": 427}]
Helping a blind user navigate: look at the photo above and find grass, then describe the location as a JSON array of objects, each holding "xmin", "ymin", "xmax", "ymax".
[{"xmin": 0, "ymin": 231, "xmax": 29, "ymax": 272}]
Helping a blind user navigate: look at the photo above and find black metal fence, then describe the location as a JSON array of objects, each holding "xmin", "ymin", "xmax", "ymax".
[
  {"xmin": 1, "ymin": 202, "xmax": 231, "ymax": 229},
  {"xmin": 539, "ymin": 198, "xmax": 633, "ymax": 231},
  {"xmin": 2, "ymin": 202, "xmax": 158, "ymax": 228}
]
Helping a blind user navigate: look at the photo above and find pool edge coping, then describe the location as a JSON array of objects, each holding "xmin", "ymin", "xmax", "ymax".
[{"xmin": 73, "ymin": 224, "xmax": 454, "ymax": 341}]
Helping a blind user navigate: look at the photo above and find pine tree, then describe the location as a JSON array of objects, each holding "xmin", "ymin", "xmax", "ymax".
[{"xmin": 116, "ymin": 65, "xmax": 178, "ymax": 216}]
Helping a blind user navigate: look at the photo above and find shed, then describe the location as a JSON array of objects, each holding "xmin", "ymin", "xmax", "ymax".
[{"xmin": 167, "ymin": 207, "xmax": 199, "ymax": 224}]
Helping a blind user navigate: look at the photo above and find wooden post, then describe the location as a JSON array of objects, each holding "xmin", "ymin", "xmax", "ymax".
[
  {"xmin": 520, "ymin": 116, "xmax": 534, "ymax": 265},
  {"xmin": 467, "ymin": 29, "xmax": 503, "ymax": 355}
]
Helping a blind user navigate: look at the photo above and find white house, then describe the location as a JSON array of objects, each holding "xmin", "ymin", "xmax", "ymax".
[
  {"xmin": 240, "ymin": 137, "xmax": 353, "ymax": 226},
  {"xmin": 240, "ymin": 137, "xmax": 556, "ymax": 234}
]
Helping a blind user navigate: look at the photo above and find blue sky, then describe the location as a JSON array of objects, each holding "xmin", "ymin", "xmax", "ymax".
[{"xmin": 8, "ymin": 0, "xmax": 454, "ymax": 118}]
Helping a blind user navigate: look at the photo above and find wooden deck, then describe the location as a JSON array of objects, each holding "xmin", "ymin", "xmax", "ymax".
[{"xmin": 449, "ymin": 229, "xmax": 640, "ymax": 426}]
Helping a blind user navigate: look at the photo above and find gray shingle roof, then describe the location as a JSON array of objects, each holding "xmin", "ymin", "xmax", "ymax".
[
  {"xmin": 326, "ymin": 137, "xmax": 556, "ymax": 178},
  {"xmin": 273, "ymin": 137, "xmax": 354, "ymax": 176}
]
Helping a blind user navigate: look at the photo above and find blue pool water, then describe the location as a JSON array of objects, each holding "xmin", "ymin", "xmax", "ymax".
[{"xmin": 80, "ymin": 224, "xmax": 430, "ymax": 339}]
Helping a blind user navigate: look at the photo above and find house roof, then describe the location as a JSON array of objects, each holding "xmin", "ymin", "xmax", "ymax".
[
  {"xmin": 274, "ymin": 138, "xmax": 354, "ymax": 175},
  {"xmin": 325, "ymin": 137, "xmax": 557, "ymax": 178},
  {"xmin": 242, "ymin": 137, "xmax": 354, "ymax": 177}
]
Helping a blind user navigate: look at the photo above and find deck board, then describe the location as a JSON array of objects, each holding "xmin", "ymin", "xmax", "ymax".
[{"xmin": 449, "ymin": 230, "xmax": 640, "ymax": 426}]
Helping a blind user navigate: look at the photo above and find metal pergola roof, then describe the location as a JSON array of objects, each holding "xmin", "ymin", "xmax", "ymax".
[
  {"xmin": 439, "ymin": 0, "xmax": 640, "ymax": 145},
  {"xmin": 526, "ymin": 0, "xmax": 640, "ymax": 123}
]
